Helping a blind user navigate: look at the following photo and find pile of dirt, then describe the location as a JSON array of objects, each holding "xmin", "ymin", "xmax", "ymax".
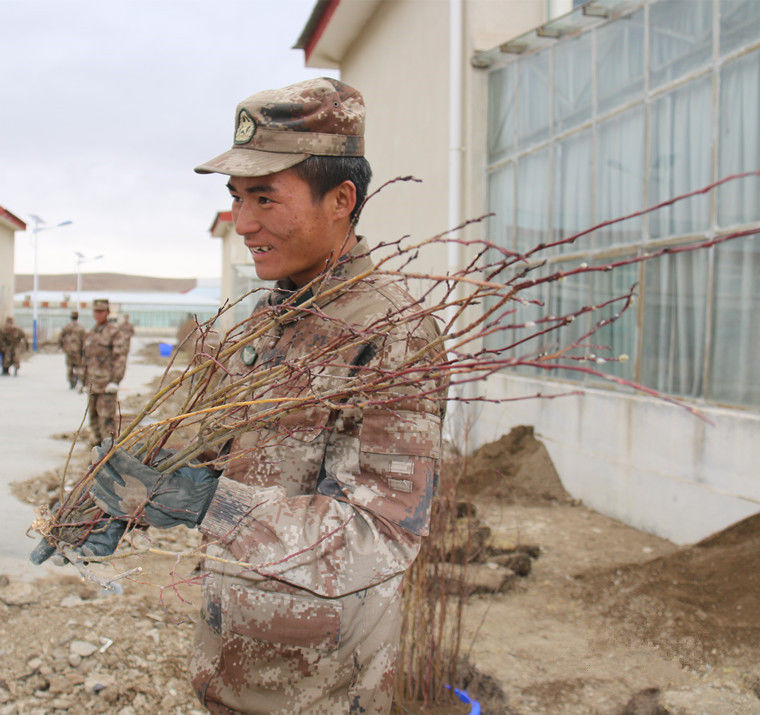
[
  {"xmin": 577, "ymin": 511, "xmax": 760, "ymax": 666},
  {"xmin": 452, "ymin": 425, "xmax": 571, "ymax": 504},
  {"xmin": 12, "ymin": 468, "xmax": 62, "ymax": 509}
]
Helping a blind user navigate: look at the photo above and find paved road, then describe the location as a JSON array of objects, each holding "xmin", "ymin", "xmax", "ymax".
[{"xmin": 0, "ymin": 339, "xmax": 169, "ymax": 580}]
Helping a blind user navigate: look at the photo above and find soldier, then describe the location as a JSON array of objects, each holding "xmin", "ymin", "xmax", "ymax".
[
  {"xmin": 119, "ymin": 313, "xmax": 135, "ymax": 352},
  {"xmin": 81, "ymin": 299, "xmax": 128, "ymax": 445},
  {"xmin": 0, "ymin": 317, "xmax": 29, "ymax": 376},
  {"xmin": 34, "ymin": 79, "xmax": 446, "ymax": 713},
  {"xmin": 175, "ymin": 312, "xmax": 197, "ymax": 354},
  {"xmin": 58, "ymin": 311, "xmax": 87, "ymax": 389}
]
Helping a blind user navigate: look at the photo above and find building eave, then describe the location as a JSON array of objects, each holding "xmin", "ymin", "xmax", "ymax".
[
  {"xmin": 210, "ymin": 211, "xmax": 232, "ymax": 237},
  {"xmin": 294, "ymin": 0, "xmax": 382, "ymax": 69},
  {"xmin": 0, "ymin": 205, "xmax": 27, "ymax": 232}
]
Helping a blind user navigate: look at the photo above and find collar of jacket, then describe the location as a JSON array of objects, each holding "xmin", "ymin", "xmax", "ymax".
[{"xmin": 267, "ymin": 237, "xmax": 374, "ymax": 325}]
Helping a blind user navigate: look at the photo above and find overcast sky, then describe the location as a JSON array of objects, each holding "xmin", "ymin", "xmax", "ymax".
[{"xmin": 1, "ymin": 0, "xmax": 334, "ymax": 279}]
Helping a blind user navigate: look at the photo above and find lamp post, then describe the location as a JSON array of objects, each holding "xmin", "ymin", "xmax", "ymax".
[
  {"xmin": 75, "ymin": 251, "xmax": 103, "ymax": 308},
  {"xmin": 29, "ymin": 215, "xmax": 72, "ymax": 350}
]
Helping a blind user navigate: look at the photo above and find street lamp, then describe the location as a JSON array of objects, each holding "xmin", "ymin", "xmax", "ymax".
[
  {"xmin": 29, "ymin": 214, "xmax": 73, "ymax": 350},
  {"xmin": 75, "ymin": 251, "xmax": 103, "ymax": 307}
]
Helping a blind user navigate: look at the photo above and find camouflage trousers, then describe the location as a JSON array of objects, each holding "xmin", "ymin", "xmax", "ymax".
[
  {"xmin": 2, "ymin": 348, "xmax": 19, "ymax": 370},
  {"xmin": 87, "ymin": 392, "xmax": 117, "ymax": 444},
  {"xmin": 189, "ymin": 572, "xmax": 403, "ymax": 714},
  {"xmin": 64, "ymin": 352, "xmax": 82, "ymax": 386}
]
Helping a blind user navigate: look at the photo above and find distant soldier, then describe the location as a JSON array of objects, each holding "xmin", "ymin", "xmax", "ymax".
[
  {"xmin": 81, "ymin": 299, "xmax": 128, "ymax": 445},
  {"xmin": 175, "ymin": 312, "xmax": 197, "ymax": 354},
  {"xmin": 58, "ymin": 311, "xmax": 87, "ymax": 389},
  {"xmin": 0, "ymin": 317, "xmax": 30, "ymax": 376},
  {"xmin": 119, "ymin": 313, "xmax": 135, "ymax": 352}
]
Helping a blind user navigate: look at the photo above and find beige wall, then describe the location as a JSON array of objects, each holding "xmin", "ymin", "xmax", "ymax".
[
  {"xmin": 339, "ymin": 0, "xmax": 450, "ymax": 278},
  {"xmin": 334, "ymin": 0, "xmax": 546, "ymax": 284},
  {"xmin": 0, "ymin": 223, "xmax": 16, "ymax": 322},
  {"xmin": 213, "ymin": 217, "xmax": 249, "ymax": 297},
  {"xmin": 213, "ymin": 218, "xmax": 255, "ymax": 330}
]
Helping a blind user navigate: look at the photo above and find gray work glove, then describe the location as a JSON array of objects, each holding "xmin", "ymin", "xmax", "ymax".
[
  {"xmin": 30, "ymin": 517, "xmax": 127, "ymax": 565},
  {"xmin": 89, "ymin": 441, "xmax": 218, "ymax": 529}
]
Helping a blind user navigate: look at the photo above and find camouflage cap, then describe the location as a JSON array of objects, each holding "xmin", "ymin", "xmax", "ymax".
[
  {"xmin": 71, "ymin": 311, "xmax": 79, "ymax": 319},
  {"xmin": 194, "ymin": 77, "xmax": 365, "ymax": 178},
  {"xmin": 93, "ymin": 299, "xmax": 110, "ymax": 311}
]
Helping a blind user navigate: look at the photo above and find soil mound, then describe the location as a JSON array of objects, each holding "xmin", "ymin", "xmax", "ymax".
[
  {"xmin": 453, "ymin": 425, "xmax": 571, "ymax": 504},
  {"xmin": 577, "ymin": 511, "xmax": 760, "ymax": 664}
]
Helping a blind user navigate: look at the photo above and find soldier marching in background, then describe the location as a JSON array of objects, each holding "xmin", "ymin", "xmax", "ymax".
[
  {"xmin": 0, "ymin": 317, "xmax": 30, "ymax": 376},
  {"xmin": 81, "ymin": 299, "xmax": 128, "ymax": 445},
  {"xmin": 58, "ymin": 311, "xmax": 87, "ymax": 389},
  {"xmin": 119, "ymin": 313, "xmax": 135, "ymax": 353}
]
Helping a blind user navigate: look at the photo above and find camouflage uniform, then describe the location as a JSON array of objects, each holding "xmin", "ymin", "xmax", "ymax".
[
  {"xmin": 0, "ymin": 321, "xmax": 29, "ymax": 375},
  {"xmin": 82, "ymin": 321, "xmax": 128, "ymax": 443},
  {"xmin": 189, "ymin": 240, "xmax": 446, "ymax": 713},
  {"xmin": 119, "ymin": 317, "xmax": 135, "ymax": 352},
  {"xmin": 59, "ymin": 318, "xmax": 87, "ymax": 388}
]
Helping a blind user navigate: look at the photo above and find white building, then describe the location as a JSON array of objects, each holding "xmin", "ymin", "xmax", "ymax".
[
  {"xmin": 209, "ymin": 211, "xmax": 268, "ymax": 331},
  {"xmin": 0, "ymin": 205, "xmax": 26, "ymax": 323},
  {"xmin": 295, "ymin": 0, "xmax": 760, "ymax": 544},
  {"xmin": 13, "ymin": 282, "xmax": 221, "ymax": 340}
]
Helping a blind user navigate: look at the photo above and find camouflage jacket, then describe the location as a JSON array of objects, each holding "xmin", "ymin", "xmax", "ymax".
[
  {"xmin": 0, "ymin": 326, "xmax": 29, "ymax": 353},
  {"xmin": 119, "ymin": 321, "xmax": 135, "ymax": 343},
  {"xmin": 192, "ymin": 239, "xmax": 447, "ymax": 710},
  {"xmin": 81, "ymin": 322, "xmax": 128, "ymax": 393},
  {"xmin": 59, "ymin": 321, "xmax": 86, "ymax": 355}
]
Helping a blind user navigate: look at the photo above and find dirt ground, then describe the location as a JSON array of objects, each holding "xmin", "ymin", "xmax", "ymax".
[
  {"xmin": 6, "ymin": 369, "xmax": 760, "ymax": 713},
  {"xmin": 452, "ymin": 429, "xmax": 760, "ymax": 714}
]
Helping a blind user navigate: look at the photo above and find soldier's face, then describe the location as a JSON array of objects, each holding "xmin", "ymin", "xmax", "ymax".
[
  {"xmin": 228, "ymin": 169, "xmax": 355, "ymax": 287},
  {"xmin": 93, "ymin": 309, "xmax": 108, "ymax": 326}
]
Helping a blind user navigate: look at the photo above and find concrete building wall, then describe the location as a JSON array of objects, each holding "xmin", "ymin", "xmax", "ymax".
[
  {"xmin": 338, "ymin": 0, "xmax": 451, "ymax": 276},
  {"xmin": 212, "ymin": 214, "xmax": 255, "ymax": 330},
  {"xmin": 473, "ymin": 374, "xmax": 760, "ymax": 545},
  {"xmin": 0, "ymin": 223, "xmax": 18, "ymax": 323},
  {"xmin": 335, "ymin": 0, "xmax": 545, "ymax": 280}
]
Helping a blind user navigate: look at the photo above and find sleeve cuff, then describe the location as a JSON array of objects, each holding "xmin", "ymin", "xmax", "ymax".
[{"xmin": 199, "ymin": 476, "xmax": 253, "ymax": 543}]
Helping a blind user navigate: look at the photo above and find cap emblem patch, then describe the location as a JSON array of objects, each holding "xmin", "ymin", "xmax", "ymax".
[{"xmin": 234, "ymin": 109, "xmax": 256, "ymax": 145}]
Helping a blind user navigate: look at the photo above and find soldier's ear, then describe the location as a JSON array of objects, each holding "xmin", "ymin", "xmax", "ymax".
[{"xmin": 328, "ymin": 180, "xmax": 357, "ymax": 223}]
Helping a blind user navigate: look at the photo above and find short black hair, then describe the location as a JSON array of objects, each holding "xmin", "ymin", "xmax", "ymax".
[{"xmin": 292, "ymin": 155, "xmax": 372, "ymax": 223}]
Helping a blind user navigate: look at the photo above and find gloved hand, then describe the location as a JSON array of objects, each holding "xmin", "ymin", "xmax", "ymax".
[
  {"xmin": 104, "ymin": 381, "xmax": 119, "ymax": 394},
  {"xmin": 30, "ymin": 518, "xmax": 127, "ymax": 565},
  {"xmin": 89, "ymin": 442, "xmax": 218, "ymax": 529}
]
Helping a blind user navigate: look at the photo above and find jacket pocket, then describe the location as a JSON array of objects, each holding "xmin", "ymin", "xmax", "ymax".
[
  {"xmin": 350, "ymin": 409, "xmax": 441, "ymax": 535},
  {"xmin": 225, "ymin": 584, "xmax": 342, "ymax": 653}
]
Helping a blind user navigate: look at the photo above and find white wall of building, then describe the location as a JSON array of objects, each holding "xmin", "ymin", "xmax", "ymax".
[
  {"xmin": 212, "ymin": 214, "xmax": 255, "ymax": 330},
  {"xmin": 0, "ymin": 222, "xmax": 18, "ymax": 322},
  {"xmin": 472, "ymin": 375, "xmax": 760, "ymax": 545}
]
